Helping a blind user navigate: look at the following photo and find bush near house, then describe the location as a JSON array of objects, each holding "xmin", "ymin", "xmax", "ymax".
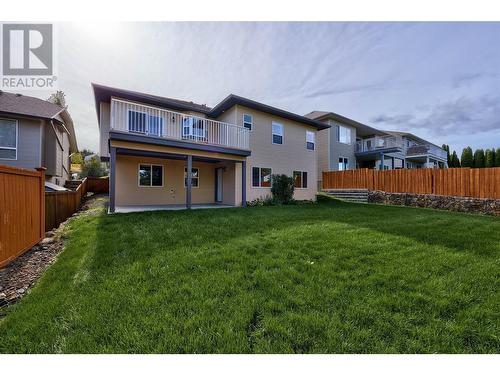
[
  {"xmin": 271, "ymin": 174, "xmax": 295, "ymax": 204},
  {"xmin": 80, "ymin": 156, "xmax": 107, "ymax": 178}
]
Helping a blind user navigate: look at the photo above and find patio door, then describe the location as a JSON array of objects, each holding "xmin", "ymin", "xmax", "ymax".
[{"xmin": 215, "ymin": 168, "xmax": 223, "ymax": 202}]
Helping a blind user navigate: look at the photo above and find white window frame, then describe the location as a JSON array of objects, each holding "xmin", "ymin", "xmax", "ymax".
[
  {"xmin": 138, "ymin": 163, "xmax": 164, "ymax": 188},
  {"xmin": 127, "ymin": 109, "xmax": 164, "ymax": 136},
  {"xmin": 251, "ymin": 166, "xmax": 272, "ymax": 188},
  {"xmin": 0, "ymin": 118, "xmax": 18, "ymax": 160},
  {"xmin": 184, "ymin": 167, "xmax": 200, "ymax": 189},
  {"xmin": 306, "ymin": 131, "xmax": 315, "ymax": 150},
  {"xmin": 272, "ymin": 122, "xmax": 283, "ymax": 145},
  {"xmin": 243, "ymin": 114, "xmax": 253, "ymax": 131},
  {"xmin": 292, "ymin": 170, "xmax": 308, "ymax": 189},
  {"xmin": 336, "ymin": 125, "xmax": 351, "ymax": 145},
  {"xmin": 338, "ymin": 157, "xmax": 349, "ymax": 171}
]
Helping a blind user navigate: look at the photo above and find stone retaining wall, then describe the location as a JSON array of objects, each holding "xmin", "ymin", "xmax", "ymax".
[{"xmin": 368, "ymin": 190, "xmax": 500, "ymax": 216}]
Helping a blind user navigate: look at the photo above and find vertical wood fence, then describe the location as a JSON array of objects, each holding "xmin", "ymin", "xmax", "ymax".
[
  {"xmin": 45, "ymin": 178, "xmax": 88, "ymax": 231},
  {"xmin": 0, "ymin": 165, "xmax": 45, "ymax": 268},
  {"xmin": 322, "ymin": 168, "xmax": 500, "ymax": 199},
  {"xmin": 86, "ymin": 176, "xmax": 109, "ymax": 194}
]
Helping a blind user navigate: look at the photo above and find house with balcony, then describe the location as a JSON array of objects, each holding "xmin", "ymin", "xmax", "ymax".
[
  {"xmin": 93, "ymin": 84, "xmax": 328, "ymax": 213},
  {"xmin": 305, "ymin": 111, "xmax": 448, "ymax": 187}
]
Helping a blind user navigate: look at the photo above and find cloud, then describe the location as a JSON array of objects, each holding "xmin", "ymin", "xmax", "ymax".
[
  {"xmin": 451, "ymin": 72, "xmax": 496, "ymax": 88},
  {"xmin": 370, "ymin": 96, "xmax": 500, "ymax": 136}
]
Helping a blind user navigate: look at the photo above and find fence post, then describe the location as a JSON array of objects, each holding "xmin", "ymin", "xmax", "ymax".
[{"xmin": 35, "ymin": 167, "xmax": 46, "ymax": 238}]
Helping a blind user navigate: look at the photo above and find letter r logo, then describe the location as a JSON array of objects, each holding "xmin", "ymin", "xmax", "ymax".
[{"xmin": 2, "ymin": 24, "xmax": 53, "ymax": 76}]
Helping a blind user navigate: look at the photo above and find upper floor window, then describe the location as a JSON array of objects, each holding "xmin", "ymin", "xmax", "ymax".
[
  {"xmin": 336, "ymin": 125, "xmax": 351, "ymax": 144},
  {"xmin": 183, "ymin": 117, "xmax": 205, "ymax": 140},
  {"xmin": 306, "ymin": 131, "xmax": 315, "ymax": 150},
  {"xmin": 139, "ymin": 164, "xmax": 163, "ymax": 187},
  {"xmin": 0, "ymin": 119, "xmax": 17, "ymax": 160},
  {"xmin": 272, "ymin": 122, "xmax": 283, "ymax": 145},
  {"xmin": 293, "ymin": 171, "xmax": 308, "ymax": 189},
  {"xmin": 243, "ymin": 114, "xmax": 253, "ymax": 131},
  {"xmin": 128, "ymin": 110, "xmax": 164, "ymax": 136},
  {"xmin": 338, "ymin": 157, "xmax": 349, "ymax": 171}
]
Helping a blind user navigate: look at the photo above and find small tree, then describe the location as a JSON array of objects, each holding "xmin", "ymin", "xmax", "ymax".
[
  {"xmin": 442, "ymin": 144, "xmax": 451, "ymax": 166},
  {"xmin": 473, "ymin": 149, "xmax": 485, "ymax": 168},
  {"xmin": 47, "ymin": 91, "xmax": 66, "ymax": 107},
  {"xmin": 461, "ymin": 147, "xmax": 473, "ymax": 167},
  {"xmin": 450, "ymin": 151, "xmax": 460, "ymax": 168},
  {"xmin": 485, "ymin": 149, "xmax": 495, "ymax": 168},
  {"xmin": 496, "ymin": 148, "xmax": 500, "ymax": 167},
  {"xmin": 71, "ymin": 152, "xmax": 83, "ymax": 165},
  {"xmin": 81, "ymin": 156, "xmax": 107, "ymax": 178},
  {"xmin": 271, "ymin": 174, "xmax": 295, "ymax": 204}
]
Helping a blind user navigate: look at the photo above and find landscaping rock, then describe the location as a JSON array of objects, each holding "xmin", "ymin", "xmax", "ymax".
[{"xmin": 368, "ymin": 190, "xmax": 500, "ymax": 215}]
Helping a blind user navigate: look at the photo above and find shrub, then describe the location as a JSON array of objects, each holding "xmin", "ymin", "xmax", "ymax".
[
  {"xmin": 271, "ymin": 174, "xmax": 295, "ymax": 204},
  {"xmin": 247, "ymin": 195, "xmax": 274, "ymax": 207},
  {"xmin": 81, "ymin": 156, "xmax": 107, "ymax": 178}
]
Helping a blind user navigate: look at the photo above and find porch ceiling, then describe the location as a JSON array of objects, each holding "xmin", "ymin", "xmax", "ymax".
[{"xmin": 115, "ymin": 147, "xmax": 228, "ymax": 163}]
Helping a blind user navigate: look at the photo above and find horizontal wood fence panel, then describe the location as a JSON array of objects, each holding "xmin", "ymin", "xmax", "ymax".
[
  {"xmin": 322, "ymin": 168, "xmax": 500, "ymax": 199},
  {"xmin": 0, "ymin": 165, "xmax": 45, "ymax": 268}
]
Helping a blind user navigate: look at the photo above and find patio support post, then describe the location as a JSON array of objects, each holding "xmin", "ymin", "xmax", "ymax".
[
  {"xmin": 426, "ymin": 155, "xmax": 429, "ymax": 168},
  {"xmin": 109, "ymin": 146, "xmax": 116, "ymax": 213},
  {"xmin": 186, "ymin": 155, "xmax": 192, "ymax": 209},
  {"xmin": 241, "ymin": 160, "xmax": 247, "ymax": 207},
  {"xmin": 379, "ymin": 152, "xmax": 384, "ymax": 170}
]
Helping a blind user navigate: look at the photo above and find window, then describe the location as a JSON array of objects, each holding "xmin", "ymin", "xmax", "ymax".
[
  {"xmin": 293, "ymin": 171, "xmax": 308, "ymax": 189},
  {"xmin": 183, "ymin": 117, "xmax": 205, "ymax": 139},
  {"xmin": 252, "ymin": 167, "xmax": 272, "ymax": 187},
  {"xmin": 336, "ymin": 125, "xmax": 351, "ymax": 144},
  {"xmin": 243, "ymin": 114, "xmax": 253, "ymax": 131},
  {"xmin": 139, "ymin": 164, "xmax": 163, "ymax": 187},
  {"xmin": 338, "ymin": 157, "xmax": 349, "ymax": 171},
  {"xmin": 306, "ymin": 131, "xmax": 315, "ymax": 150},
  {"xmin": 0, "ymin": 119, "xmax": 17, "ymax": 160},
  {"xmin": 128, "ymin": 110, "xmax": 164, "ymax": 136},
  {"xmin": 184, "ymin": 167, "xmax": 199, "ymax": 188},
  {"xmin": 272, "ymin": 122, "xmax": 283, "ymax": 145}
]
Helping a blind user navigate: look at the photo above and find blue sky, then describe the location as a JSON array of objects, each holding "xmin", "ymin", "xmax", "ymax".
[{"xmin": 31, "ymin": 22, "xmax": 500, "ymax": 152}]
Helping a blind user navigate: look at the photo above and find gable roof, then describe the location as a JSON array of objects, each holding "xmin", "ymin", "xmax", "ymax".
[
  {"xmin": 92, "ymin": 84, "xmax": 330, "ymax": 131},
  {"xmin": 305, "ymin": 110, "xmax": 386, "ymax": 137},
  {"xmin": 0, "ymin": 90, "xmax": 78, "ymax": 153},
  {"xmin": 210, "ymin": 94, "xmax": 330, "ymax": 130}
]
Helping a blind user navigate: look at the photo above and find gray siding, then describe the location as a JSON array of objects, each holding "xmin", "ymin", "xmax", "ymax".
[
  {"xmin": 0, "ymin": 116, "xmax": 42, "ymax": 169},
  {"xmin": 99, "ymin": 101, "xmax": 111, "ymax": 158},
  {"xmin": 328, "ymin": 120, "xmax": 356, "ymax": 171}
]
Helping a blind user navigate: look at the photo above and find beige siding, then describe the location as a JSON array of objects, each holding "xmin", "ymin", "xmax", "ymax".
[
  {"xmin": 115, "ymin": 155, "xmax": 238, "ymax": 206},
  {"xmin": 220, "ymin": 105, "xmax": 318, "ymax": 201},
  {"xmin": 316, "ymin": 128, "xmax": 330, "ymax": 187}
]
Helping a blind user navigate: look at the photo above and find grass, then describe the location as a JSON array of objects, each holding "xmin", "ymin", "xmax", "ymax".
[{"xmin": 0, "ymin": 196, "xmax": 499, "ymax": 353}]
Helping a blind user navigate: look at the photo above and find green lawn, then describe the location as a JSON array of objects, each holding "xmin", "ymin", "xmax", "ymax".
[{"xmin": 1, "ymin": 197, "xmax": 499, "ymax": 353}]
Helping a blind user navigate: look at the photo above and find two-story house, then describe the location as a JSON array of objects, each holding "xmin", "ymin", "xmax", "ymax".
[
  {"xmin": 305, "ymin": 111, "xmax": 448, "ymax": 188},
  {"xmin": 0, "ymin": 91, "xmax": 78, "ymax": 189},
  {"xmin": 93, "ymin": 84, "xmax": 328, "ymax": 213}
]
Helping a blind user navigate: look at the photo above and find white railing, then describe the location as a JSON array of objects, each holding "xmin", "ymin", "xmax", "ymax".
[
  {"xmin": 355, "ymin": 136, "xmax": 402, "ymax": 153},
  {"xmin": 110, "ymin": 98, "xmax": 250, "ymax": 150},
  {"xmin": 406, "ymin": 144, "xmax": 448, "ymax": 160}
]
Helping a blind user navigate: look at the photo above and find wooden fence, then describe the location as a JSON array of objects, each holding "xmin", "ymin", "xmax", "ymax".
[
  {"xmin": 0, "ymin": 165, "xmax": 45, "ymax": 268},
  {"xmin": 45, "ymin": 178, "xmax": 88, "ymax": 231},
  {"xmin": 86, "ymin": 176, "xmax": 109, "ymax": 194},
  {"xmin": 322, "ymin": 168, "xmax": 500, "ymax": 199}
]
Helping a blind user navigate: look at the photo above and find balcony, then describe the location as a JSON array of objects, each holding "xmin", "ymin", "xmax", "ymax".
[
  {"xmin": 406, "ymin": 144, "xmax": 447, "ymax": 160},
  {"xmin": 110, "ymin": 98, "xmax": 250, "ymax": 151},
  {"xmin": 355, "ymin": 136, "xmax": 402, "ymax": 153}
]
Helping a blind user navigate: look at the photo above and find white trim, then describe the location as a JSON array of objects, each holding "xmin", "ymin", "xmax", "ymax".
[
  {"xmin": 0, "ymin": 118, "xmax": 18, "ymax": 161},
  {"xmin": 305, "ymin": 130, "xmax": 315, "ymax": 151},
  {"xmin": 243, "ymin": 113, "xmax": 253, "ymax": 132},
  {"xmin": 292, "ymin": 170, "xmax": 308, "ymax": 189},
  {"xmin": 138, "ymin": 163, "xmax": 164, "ymax": 188},
  {"xmin": 184, "ymin": 166, "xmax": 200, "ymax": 189},
  {"xmin": 338, "ymin": 156, "xmax": 349, "ymax": 171},
  {"xmin": 251, "ymin": 166, "xmax": 272, "ymax": 188},
  {"xmin": 271, "ymin": 121, "xmax": 283, "ymax": 145}
]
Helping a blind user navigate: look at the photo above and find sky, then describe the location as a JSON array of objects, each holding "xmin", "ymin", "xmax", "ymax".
[{"xmin": 21, "ymin": 22, "xmax": 500, "ymax": 153}]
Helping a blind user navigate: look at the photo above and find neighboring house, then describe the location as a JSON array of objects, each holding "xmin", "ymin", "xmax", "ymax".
[
  {"xmin": 305, "ymin": 111, "xmax": 448, "ymax": 187},
  {"xmin": 0, "ymin": 91, "xmax": 78, "ymax": 188},
  {"xmin": 93, "ymin": 84, "xmax": 328, "ymax": 213}
]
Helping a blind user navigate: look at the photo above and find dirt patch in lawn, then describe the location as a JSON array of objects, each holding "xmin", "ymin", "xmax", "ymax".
[{"xmin": 0, "ymin": 194, "xmax": 108, "ymax": 312}]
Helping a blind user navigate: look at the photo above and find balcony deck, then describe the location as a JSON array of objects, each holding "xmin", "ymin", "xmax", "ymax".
[{"xmin": 110, "ymin": 98, "xmax": 250, "ymax": 152}]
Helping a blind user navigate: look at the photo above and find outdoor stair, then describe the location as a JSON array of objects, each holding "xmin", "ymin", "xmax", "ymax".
[
  {"xmin": 64, "ymin": 179, "xmax": 82, "ymax": 191},
  {"xmin": 322, "ymin": 189, "xmax": 369, "ymax": 203}
]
